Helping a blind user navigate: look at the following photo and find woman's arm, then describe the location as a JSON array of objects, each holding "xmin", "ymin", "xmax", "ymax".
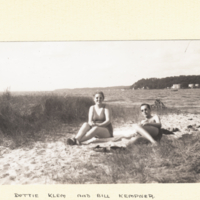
[
  {"xmin": 88, "ymin": 106, "xmax": 95, "ymax": 126},
  {"xmin": 141, "ymin": 115, "xmax": 162, "ymax": 128},
  {"xmin": 95, "ymin": 106, "xmax": 111, "ymax": 127}
]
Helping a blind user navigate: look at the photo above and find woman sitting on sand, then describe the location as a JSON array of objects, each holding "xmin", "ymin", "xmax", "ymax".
[
  {"xmin": 90, "ymin": 103, "xmax": 162, "ymax": 149},
  {"xmin": 67, "ymin": 91, "xmax": 113, "ymax": 145}
]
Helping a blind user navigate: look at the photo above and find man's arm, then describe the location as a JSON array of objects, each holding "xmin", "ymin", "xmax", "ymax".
[
  {"xmin": 88, "ymin": 106, "xmax": 95, "ymax": 126},
  {"xmin": 142, "ymin": 115, "xmax": 162, "ymax": 128}
]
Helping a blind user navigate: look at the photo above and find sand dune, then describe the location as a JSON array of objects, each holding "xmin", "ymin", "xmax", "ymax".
[{"xmin": 0, "ymin": 113, "xmax": 200, "ymax": 184}]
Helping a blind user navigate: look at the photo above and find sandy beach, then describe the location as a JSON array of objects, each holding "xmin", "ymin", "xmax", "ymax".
[{"xmin": 0, "ymin": 112, "xmax": 200, "ymax": 184}]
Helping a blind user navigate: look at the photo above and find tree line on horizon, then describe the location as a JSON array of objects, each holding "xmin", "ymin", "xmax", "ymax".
[{"xmin": 131, "ymin": 75, "xmax": 200, "ymax": 89}]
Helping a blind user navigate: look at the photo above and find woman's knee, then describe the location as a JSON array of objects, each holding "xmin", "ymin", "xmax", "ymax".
[
  {"xmin": 81, "ymin": 122, "xmax": 90, "ymax": 129},
  {"xmin": 91, "ymin": 126, "xmax": 98, "ymax": 132}
]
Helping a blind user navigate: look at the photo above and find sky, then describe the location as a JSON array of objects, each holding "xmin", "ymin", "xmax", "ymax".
[{"xmin": 0, "ymin": 41, "xmax": 199, "ymax": 91}]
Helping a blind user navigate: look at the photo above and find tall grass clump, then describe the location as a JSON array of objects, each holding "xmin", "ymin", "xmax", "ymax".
[
  {"xmin": 43, "ymin": 95, "xmax": 94, "ymax": 122},
  {"xmin": 0, "ymin": 91, "xmax": 94, "ymax": 147}
]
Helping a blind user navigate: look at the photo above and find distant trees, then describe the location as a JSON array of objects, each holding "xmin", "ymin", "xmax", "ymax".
[{"xmin": 131, "ymin": 75, "xmax": 200, "ymax": 89}]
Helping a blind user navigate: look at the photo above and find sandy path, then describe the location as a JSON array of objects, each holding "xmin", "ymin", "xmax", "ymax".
[{"xmin": 0, "ymin": 113, "xmax": 200, "ymax": 184}]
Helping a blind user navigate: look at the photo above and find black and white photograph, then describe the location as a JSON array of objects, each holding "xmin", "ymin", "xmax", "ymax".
[
  {"xmin": 0, "ymin": 40, "xmax": 200, "ymax": 185},
  {"xmin": 1, "ymin": 0, "xmax": 200, "ymax": 199}
]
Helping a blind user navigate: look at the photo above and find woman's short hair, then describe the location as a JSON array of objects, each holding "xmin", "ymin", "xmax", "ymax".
[
  {"xmin": 93, "ymin": 91, "xmax": 105, "ymax": 100},
  {"xmin": 140, "ymin": 103, "xmax": 151, "ymax": 110}
]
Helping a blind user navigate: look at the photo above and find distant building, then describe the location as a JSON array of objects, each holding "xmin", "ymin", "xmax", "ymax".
[
  {"xmin": 188, "ymin": 84, "xmax": 194, "ymax": 88},
  {"xmin": 171, "ymin": 84, "xmax": 181, "ymax": 89},
  {"xmin": 140, "ymin": 86, "xmax": 149, "ymax": 89}
]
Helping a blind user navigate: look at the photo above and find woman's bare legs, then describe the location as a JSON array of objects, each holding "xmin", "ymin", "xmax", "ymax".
[
  {"xmin": 75, "ymin": 122, "xmax": 91, "ymax": 142},
  {"xmin": 82, "ymin": 132, "xmax": 137, "ymax": 145},
  {"xmin": 80, "ymin": 126, "xmax": 111, "ymax": 142},
  {"xmin": 74, "ymin": 122, "xmax": 111, "ymax": 143},
  {"xmin": 83, "ymin": 135, "xmax": 127, "ymax": 144}
]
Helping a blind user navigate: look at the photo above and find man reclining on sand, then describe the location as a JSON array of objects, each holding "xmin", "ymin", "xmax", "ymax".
[
  {"xmin": 128, "ymin": 103, "xmax": 162, "ymax": 146},
  {"xmin": 85, "ymin": 103, "xmax": 162, "ymax": 148}
]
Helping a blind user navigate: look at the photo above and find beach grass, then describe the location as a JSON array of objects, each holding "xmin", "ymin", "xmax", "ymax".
[
  {"xmin": 0, "ymin": 90, "xmax": 90, "ymax": 147},
  {"xmin": 103, "ymin": 133, "xmax": 200, "ymax": 183},
  {"xmin": 1, "ymin": 90, "xmax": 200, "ymax": 184},
  {"xmin": 53, "ymin": 133, "xmax": 200, "ymax": 184}
]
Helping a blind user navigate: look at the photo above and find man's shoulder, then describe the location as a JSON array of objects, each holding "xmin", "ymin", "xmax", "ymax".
[{"xmin": 152, "ymin": 114, "xmax": 161, "ymax": 122}]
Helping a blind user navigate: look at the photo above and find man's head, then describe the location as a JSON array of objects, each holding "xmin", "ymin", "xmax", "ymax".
[{"xmin": 140, "ymin": 103, "xmax": 151, "ymax": 118}]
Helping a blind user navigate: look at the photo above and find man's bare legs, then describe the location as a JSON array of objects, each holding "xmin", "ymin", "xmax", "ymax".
[{"xmin": 127, "ymin": 124, "xmax": 159, "ymax": 145}]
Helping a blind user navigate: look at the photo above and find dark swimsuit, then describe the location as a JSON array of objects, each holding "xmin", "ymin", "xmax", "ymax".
[
  {"xmin": 92, "ymin": 105, "xmax": 113, "ymax": 137},
  {"xmin": 141, "ymin": 116, "xmax": 162, "ymax": 142},
  {"xmin": 152, "ymin": 127, "xmax": 162, "ymax": 142}
]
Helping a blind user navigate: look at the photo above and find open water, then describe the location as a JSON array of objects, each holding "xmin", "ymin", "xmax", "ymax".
[
  {"xmin": 109, "ymin": 89, "xmax": 200, "ymax": 114},
  {"xmin": 35, "ymin": 88, "xmax": 200, "ymax": 114}
]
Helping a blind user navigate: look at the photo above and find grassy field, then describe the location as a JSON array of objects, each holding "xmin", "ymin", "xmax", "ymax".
[{"xmin": 0, "ymin": 90, "xmax": 200, "ymax": 184}]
